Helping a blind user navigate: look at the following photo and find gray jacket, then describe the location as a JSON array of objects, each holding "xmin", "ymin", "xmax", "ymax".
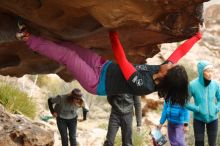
[
  {"xmin": 107, "ymin": 94, "xmax": 142, "ymax": 126},
  {"xmin": 48, "ymin": 95, "xmax": 81, "ymax": 119}
]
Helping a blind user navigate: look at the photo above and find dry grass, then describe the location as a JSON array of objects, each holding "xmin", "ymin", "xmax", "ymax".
[{"xmin": 0, "ymin": 82, "xmax": 36, "ymax": 119}]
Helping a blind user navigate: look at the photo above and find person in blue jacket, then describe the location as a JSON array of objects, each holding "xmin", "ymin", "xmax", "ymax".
[
  {"xmin": 186, "ymin": 60, "xmax": 220, "ymax": 146},
  {"xmin": 158, "ymin": 100, "xmax": 190, "ymax": 146}
]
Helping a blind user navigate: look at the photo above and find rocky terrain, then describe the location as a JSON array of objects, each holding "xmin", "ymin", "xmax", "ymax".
[
  {"xmin": 0, "ymin": 104, "xmax": 54, "ymax": 146},
  {"xmin": 0, "ymin": 1, "xmax": 220, "ymax": 146}
]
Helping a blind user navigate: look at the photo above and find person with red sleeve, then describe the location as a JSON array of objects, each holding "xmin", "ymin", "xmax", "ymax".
[{"xmin": 16, "ymin": 23, "xmax": 201, "ymax": 105}]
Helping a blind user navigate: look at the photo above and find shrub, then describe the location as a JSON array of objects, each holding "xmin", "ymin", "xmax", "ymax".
[
  {"xmin": 98, "ymin": 122, "xmax": 108, "ymax": 130},
  {"xmin": 114, "ymin": 127, "xmax": 148, "ymax": 146},
  {"xmin": 0, "ymin": 82, "xmax": 36, "ymax": 119},
  {"xmin": 36, "ymin": 74, "xmax": 50, "ymax": 87},
  {"xmin": 34, "ymin": 74, "xmax": 76, "ymax": 97}
]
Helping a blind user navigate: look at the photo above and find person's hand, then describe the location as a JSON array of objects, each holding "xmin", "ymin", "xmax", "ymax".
[
  {"xmin": 183, "ymin": 126, "xmax": 189, "ymax": 133},
  {"xmin": 157, "ymin": 124, "xmax": 162, "ymax": 129},
  {"xmin": 78, "ymin": 119, "xmax": 85, "ymax": 122},
  {"xmin": 52, "ymin": 112, "xmax": 58, "ymax": 118},
  {"xmin": 199, "ymin": 23, "xmax": 206, "ymax": 33},
  {"xmin": 137, "ymin": 126, "xmax": 141, "ymax": 133},
  {"xmin": 193, "ymin": 23, "xmax": 204, "ymax": 40},
  {"xmin": 109, "ymin": 28, "xmax": 117, "ymax": 33},
  {"xmin": 153, "ymin": 62, "xmax": 174, "ymax": 84}
]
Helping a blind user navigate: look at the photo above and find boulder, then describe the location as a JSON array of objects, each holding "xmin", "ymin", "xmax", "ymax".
[
  {"xmin": 0, "ymin": 105, "xmax": 54, "ymax": 146},
  {"xmin": 0, "ymin": 0, "xmax": 207, "ymax": 81}
]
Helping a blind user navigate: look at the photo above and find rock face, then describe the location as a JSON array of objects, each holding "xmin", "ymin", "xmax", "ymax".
[
  {"xmin": 204, "ymin": 4, "xmax": 220, "ymax": 21},
  {"xmin": 0, "ymin": 0, "xmax": 207, "ymax": 81},
  {"xmin": 0, "ymin": 105, "xmax": 54, "ymax": 146}
]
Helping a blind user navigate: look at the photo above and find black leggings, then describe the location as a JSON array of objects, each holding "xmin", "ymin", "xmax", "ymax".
[{"xmin": 193, "ymin": 119, "xmax": 218, "ymax": 146}]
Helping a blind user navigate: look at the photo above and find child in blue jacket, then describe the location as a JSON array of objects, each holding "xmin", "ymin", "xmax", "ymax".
[{"xmin": 158, "ymin": 100, "xmax": 190, "ymax": 146}]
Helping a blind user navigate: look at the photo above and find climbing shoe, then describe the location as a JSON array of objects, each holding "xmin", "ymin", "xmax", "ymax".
[{"xmin": 16, "ymin": 21, "xmax": 30, "ymax": 41}]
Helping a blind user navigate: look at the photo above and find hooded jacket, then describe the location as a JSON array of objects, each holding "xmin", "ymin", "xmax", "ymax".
[
  {"xmin": 186, "ymin": 60, "xmax": 220, "ymax": 123},
  {"xmin": 107, "ymin": 94, "xmax": 142, "ymax": 126}
]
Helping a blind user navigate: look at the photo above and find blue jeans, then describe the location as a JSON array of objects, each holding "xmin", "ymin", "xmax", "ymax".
[
  {"xmin": 168, "ymin": 122, "xmax": 185, "ymax": 146},
  {"xmin": 193, "ymin": 119, "xmax": 218, "ymax": 146},
  {"xmin": 57, "ymin": 117, "xmax": 77, "ymax": 146},
  {"xmin": 104, "ymin": 112, "xmax": 133, "ymax": 146}
]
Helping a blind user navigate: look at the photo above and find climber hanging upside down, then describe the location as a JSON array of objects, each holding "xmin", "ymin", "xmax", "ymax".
[{"xmin": 16, "ymin": 23, "xmax": 202, "ymax": 105}]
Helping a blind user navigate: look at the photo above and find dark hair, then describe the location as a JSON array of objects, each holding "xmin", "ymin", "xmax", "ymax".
[
  {"xmin": 67, "ymin": 88, "xmax": 83, "ymax": 105},
  {"xmin": 71, "ymin": 88, "xmax": 82, "ymax": 98},
  {"xmin": 157, "ymin": 65, "xmax": 189, "ymax": 106},
  {"xmin": 67, "ymin": 88, "xmax": 83, "ymax": 103}
]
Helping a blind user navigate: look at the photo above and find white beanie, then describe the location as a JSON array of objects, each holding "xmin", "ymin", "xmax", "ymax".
[{"xmin": 204, "ymin": 64, "xmax": 213, "ymax": 71}]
